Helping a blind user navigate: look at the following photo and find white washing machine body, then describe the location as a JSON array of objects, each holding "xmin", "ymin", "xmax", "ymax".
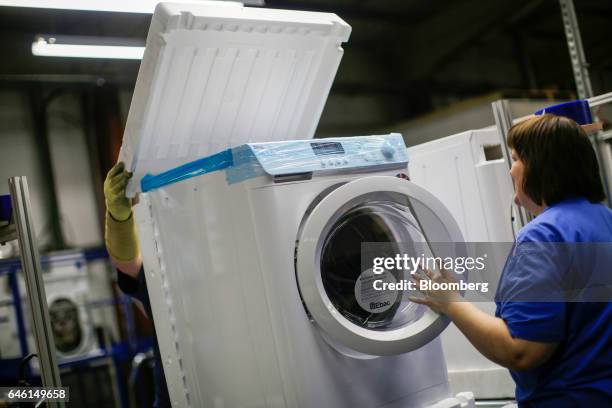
[
  {"xmin": 0, "ymin": 251, "xmax": 99, "ymax": 362},
  {"xmin": 135, "ymin": 134, "xmax": 472, "ymax": 407}
]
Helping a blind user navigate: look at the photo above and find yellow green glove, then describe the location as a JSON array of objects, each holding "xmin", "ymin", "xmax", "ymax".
[
  {"xmin": 104, "ymin": 162, "xmax": 139, "ymax": 262},
  {"xmin": 104, "ymin": 162, "xmax": 132, "ymax": 222}
]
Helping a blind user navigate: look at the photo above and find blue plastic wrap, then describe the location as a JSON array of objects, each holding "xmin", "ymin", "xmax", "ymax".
[
  {"xmin": 140, "ymin": 135, "xmax": 408, "ymax": 193},
  {"xmin": 225, "ymin": 145, "xmax": 268, "ymax": 185},
  {"xmin": 141, "ymin": 149, "xmax": 234, "ymax": 193}
]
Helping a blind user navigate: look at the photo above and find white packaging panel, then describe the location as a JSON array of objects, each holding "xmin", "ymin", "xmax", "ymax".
[{"xmin": 121, "ymin": 1, "xmax": 351, "ymax": 195}]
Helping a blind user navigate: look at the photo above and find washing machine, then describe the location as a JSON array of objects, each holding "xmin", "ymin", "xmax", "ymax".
[
  {"xmin": 120, "ymin": 3, "xmax": 474, "ymax": 406},
  {"xmin": 134, "ymin": 134, "xmax": 474, "ymax": 407},
  {"xmin": 0, "ymin": 251, "xmax": 99, "ymax": 362}
]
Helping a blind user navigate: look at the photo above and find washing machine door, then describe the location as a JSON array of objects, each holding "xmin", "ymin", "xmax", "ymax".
[{"xmin": 296, "ymin": 176, "xmax": 464, "ymax": 356}]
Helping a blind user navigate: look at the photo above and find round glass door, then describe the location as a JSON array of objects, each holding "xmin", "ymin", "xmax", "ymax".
[
  {"xmin": 296, "ymin": 176, "xmax": 463, "ymax": 356},
  {"xmin": 320, "ymin": 199, "xmax": 428, "ymax": 331}
]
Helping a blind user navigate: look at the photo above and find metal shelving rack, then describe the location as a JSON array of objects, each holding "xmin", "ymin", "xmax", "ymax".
[
  {"xmin": 492, "ymin": 0, "xmax": 612, "ymax": 230},
  {"xmin": 1, "ymin": 181, "xmax": 151, "ymax": 408}
]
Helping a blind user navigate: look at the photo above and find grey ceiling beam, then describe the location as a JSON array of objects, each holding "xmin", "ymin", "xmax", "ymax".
[
  {"xmin": 399, "ymin": 0, "xmax": 545, "ymax": 79},
  {"xmin": 264, "ymin": 0, "xmax": 421, "ymax": 25}
]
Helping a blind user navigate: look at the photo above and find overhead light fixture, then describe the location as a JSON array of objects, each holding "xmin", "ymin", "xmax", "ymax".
[
  {"xmin": 32, "ymin": 35, "xmax": 145, "ymax": 60},
  {"xmin": 0, "ymin": 0, "xmax": 264, "ymax": 13}
]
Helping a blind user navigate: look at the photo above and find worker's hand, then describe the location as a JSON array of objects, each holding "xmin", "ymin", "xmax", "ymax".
[
  {"xmin": 104, "ymin": 162, "xmax": 140, "ymax": 264},
  {"xmin": 409, "ymin": 267, "xmax": 462, "ymax": 314},
  {"xmin": 104, "ymin": 162, "xmax": 133, "ymax": 222}
]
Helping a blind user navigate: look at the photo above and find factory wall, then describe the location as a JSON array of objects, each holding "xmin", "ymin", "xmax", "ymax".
[
  {"xmin": 389, "ymin": 95, "xmax": 564, "ymax": 147},
  {"xmin": 47, "ymin": 93, "xmax": 103, "ymax": 247},
  {"xmin": 0, "ymin": 89, "xmax": 119, "ymax": 340},
  {"xmin": 0, "ymin": 91, "xmax": 54, "ymax": 250},
  {"xmin": 0, "ymin": 90, "xmax": 102, "ymax": 251}
]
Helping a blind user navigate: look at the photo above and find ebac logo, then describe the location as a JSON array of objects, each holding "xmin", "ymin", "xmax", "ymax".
[{"xmin": 370, "ymin": 301, "xmax": 390, "ymax": 310}]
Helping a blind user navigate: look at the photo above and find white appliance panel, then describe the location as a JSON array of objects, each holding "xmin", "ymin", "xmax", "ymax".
[{"xmin": 408, "ymin": 128, "xmax": 515, "ymax": 398}]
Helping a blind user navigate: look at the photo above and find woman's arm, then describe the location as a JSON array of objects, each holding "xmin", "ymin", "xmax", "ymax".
[
  {"xmin": 111, "ymin": 254, "xmax": 143, "ymax": 279},
  {"xmin": 443, "ymin": 302, "xmax": 558, "ymax": 371},
  {"xmin": 411, "ymin": 270, "xmax": 558, "ymax": 371}
]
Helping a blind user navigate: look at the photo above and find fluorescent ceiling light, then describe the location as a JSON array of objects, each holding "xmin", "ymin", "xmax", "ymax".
[
  {"xmin": 0, "ymin": 0, "xmax": 263, "ymax": 13},
  {"xmin": 32, "ymin": 36, "xmax": 145, "ymax": 60}
]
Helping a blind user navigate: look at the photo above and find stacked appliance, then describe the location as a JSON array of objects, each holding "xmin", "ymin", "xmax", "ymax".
[
  {"xmin": 408, "ymin": 128, "xmax": 517, "ymax": 398},
  {"xmin": 0, "ymin": 251, "xmax": 99, "ymax": 362}
]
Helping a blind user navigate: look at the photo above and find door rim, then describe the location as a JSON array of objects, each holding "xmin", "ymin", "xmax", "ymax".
[{"xmin": 295, "ymin": 176, "xmax": 463, "ymax": 356}]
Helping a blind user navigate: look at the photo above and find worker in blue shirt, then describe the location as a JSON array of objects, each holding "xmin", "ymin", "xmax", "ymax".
[
  {"xmin": 103, "ymin": 162, "xmax": 171, "ymax": 408},
  {"xmin": 413, "ymin": 114, "xmax": 612, "ymax": 407}
]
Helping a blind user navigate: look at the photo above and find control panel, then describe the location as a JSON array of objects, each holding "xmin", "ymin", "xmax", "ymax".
[{"xmin": 246, "ymin": 134, "xmax": 408, "ymax": 176}]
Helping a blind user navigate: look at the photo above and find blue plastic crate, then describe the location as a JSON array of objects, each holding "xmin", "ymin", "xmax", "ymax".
[
  {"xmin": 534, "ymin": 100, "xmax": 593, "ymax": 125},
  {"xmin": 0, "ymin": 195, "xmax": 12, "ymax": 222}
]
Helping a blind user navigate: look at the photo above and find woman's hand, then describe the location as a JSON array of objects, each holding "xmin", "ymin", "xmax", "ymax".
[
  {"xmin": 410, "ymin": 267, "xmax": 558, "ymax": 371},
  {"xmin": 409, "ymin": 267, "xmax": 462, "ymax": 314}
]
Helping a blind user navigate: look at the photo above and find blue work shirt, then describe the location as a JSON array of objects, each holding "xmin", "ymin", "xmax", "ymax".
[
  {"xmin": 495, "ymin": 197, "xmax": 612, "ymax": 407},
  {"xmin": 118, "ymin": 268, "xmax": 171, "ymax": 408}
]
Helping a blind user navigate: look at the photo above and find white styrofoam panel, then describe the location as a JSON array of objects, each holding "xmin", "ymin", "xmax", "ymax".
[{"xmin": 121, "ymin": 1, "xmax": 351, "ymax": 195}]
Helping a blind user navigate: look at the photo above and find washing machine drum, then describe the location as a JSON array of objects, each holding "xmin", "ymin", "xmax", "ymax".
[
  {"xmin": 320, "ymin": 200, "xmax": 427, "ymax": 330},
  {"xmin": 296, "ymin": 176, "xmax": 464, "ymax": 356},
  {"xmin": 49, "ymin": 297, "xmax": 84, "ymax": 355}
]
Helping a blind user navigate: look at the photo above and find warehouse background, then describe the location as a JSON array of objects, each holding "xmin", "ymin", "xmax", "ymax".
[
  {"xmin": 1, "ymin": 0, "xmax": 611, "ymax": 250},
  {"xmin": 0, "ymin": 0, "xmax": 610, "ymax": 406}
]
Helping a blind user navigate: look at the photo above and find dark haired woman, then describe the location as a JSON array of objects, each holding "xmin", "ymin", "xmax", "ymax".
[{"xmin": 413, "ymin": 114, "xmax": 612, "ymax": 407}]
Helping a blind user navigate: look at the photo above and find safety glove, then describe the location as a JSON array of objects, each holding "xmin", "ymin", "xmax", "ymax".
[
  {"xmin": 104, "ymin": 162, "xmax": 132, "ymax": 222},
  {"xmin": 103, "ymin": 162, "xmax": 139, "ymax": 261}
]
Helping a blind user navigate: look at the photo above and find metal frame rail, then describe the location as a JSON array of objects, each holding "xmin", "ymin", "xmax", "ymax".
[
  {"xmin": 559, "ymin": 0, "xmax": 593, "ymax": 100},
  {"xmin": 9, "ymin": 176, "xmax": 64, "ymax": 408},
  {"xmin": 491, "ymin": 100, "xmax": 531, "ymax": 230}
]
